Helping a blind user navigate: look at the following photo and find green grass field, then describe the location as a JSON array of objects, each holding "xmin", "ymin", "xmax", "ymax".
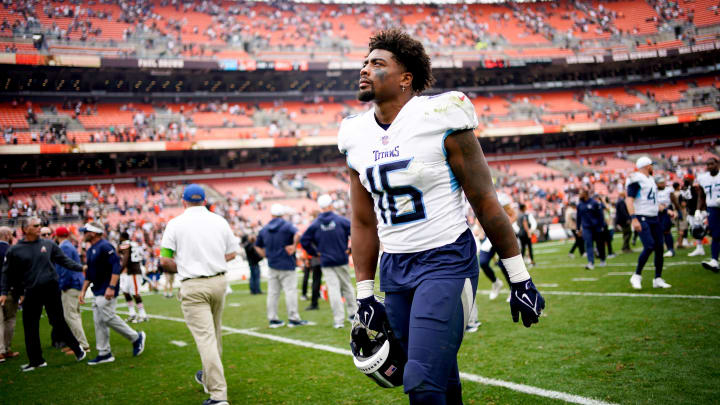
[{"xmin": 1, "ymin": 239, "xmax": 719, "ymax": 405}]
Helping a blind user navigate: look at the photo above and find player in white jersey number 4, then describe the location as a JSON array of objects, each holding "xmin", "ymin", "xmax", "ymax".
[{"xmin": 341, "ymin": 29, "xmax": 545, "ymax": 404}]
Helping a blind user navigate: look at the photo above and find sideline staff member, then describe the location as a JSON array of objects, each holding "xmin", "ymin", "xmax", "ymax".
[
  {"xmin": 0, "ymin": 217, "xmax": 87, "ymax": 371},
  {"xmin": 161, "ymin": 184, "xmax": 237, "ymax": 405}
]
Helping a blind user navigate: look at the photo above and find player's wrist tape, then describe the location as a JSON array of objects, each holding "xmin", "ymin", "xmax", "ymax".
[
  {"xmin": 356, "ymin": 280, "xmax": 374, "ymax": 300},
  {"xmin": 501, "ymin": 255, "xmax": 531, "ymax": 284}
]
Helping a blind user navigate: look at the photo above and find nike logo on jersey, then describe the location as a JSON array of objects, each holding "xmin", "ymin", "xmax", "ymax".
[{"xmin": 373, "ymin": 146, "xmax": 400, "ymax": 162}]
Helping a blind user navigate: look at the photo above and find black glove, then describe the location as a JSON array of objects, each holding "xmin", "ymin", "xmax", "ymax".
[
  {"xmin": 356, "ymin": 295, "xmax": 387, "ymax": 332},
  {"xmin": 509, "ymin": 279, "xmax": 545, "ymax": 328}
]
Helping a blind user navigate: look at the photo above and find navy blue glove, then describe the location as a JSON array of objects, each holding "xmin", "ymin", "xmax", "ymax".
[
  {"xmin": 509, "ymin": 279, "xmax": 545, "ymax": 327},
  {"xmin": 356, "ymin": 295, "xmax": 388, "ymax": 332}
]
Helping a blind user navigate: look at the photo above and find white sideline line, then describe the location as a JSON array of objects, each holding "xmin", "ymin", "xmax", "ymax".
[
  {"xmin": 459, "ymin": 373, "xmax": 616, "ymax": 405},
  {"xmin": 536, "ymin": 261, "xmax": 701, "ymax": 269},
  {"xmin": 478, "ymin": 290, "xmax": 720, "ymax": 300},
  {"xmin": 89, "ymin": 309, "xmax": 616, "ymax": 405}
]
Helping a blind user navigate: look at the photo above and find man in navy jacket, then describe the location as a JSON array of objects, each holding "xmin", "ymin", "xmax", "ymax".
[
  {"xmin": 301, "ymin": 195, "xmax": 357, "ymax": 328},
  {"xmin": 79, "ymin": 222, "xmax": 145, "ymax": 365},
  {"xmin": 256, "ymin": 204, "xmax": 309, "ymax": 328},
  {"xmin": 577, "ymin": 189, "xmax": 607, "ymax": 270}
]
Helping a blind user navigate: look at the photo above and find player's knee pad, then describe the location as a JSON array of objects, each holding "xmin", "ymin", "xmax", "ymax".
[{"xmin": 403, "ymin": 359, "xmax": 430, "ymax": 393}]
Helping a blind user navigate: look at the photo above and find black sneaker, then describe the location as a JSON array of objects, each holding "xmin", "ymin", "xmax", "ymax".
[
  {"xmin": 132, "ymin": 331, "xmax": 146, "ymax": 356},
  {"xmin": 195, "ymin": 370, "xmax": 208, "ymax": 393},
  {"xmin": 76, "ymin": 349, "xmax": 87, "ymax": 362},
  {"xmin": 202, "ymin": 399, "xmax": 229, "ymax": 405},
  {"xmin": 268, "ymin": 319, "xmax": 285, "ymax": 328},
  {"xmin": 87, "ymin": 353, "xmax": 115, "ymax": 365},
  {"xmin": 20, "ymin": 362, "xmax": 47, "ymax": 372},
  {"xmin": 287, "ymin": 319, "xmax": 309, "ymax": 328}
]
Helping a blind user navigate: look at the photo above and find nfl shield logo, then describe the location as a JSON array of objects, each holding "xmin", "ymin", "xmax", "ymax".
[{"xmin": 381, "ymin": 136, "xmax": 389, "ymax": 145}]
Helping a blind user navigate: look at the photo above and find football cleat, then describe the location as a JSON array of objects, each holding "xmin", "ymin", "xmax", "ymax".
[
  {"xmin": 702, "ymin": 259, "xmax": 720, "ymax": 273},
  {"xmin": 350, "ymin": 299, "xmax": 406, "ymax": 388},
  {"xmin": 630, "ymin": 274, "xmax": 642, "ymax": 290},
  {"xmin": 20, "ymin": 362, "xmax": 47, "ymax": 372},
  {"xmin": 652, "ymin": 278, "xmax": 671, "ymax": 289},
  {"xmin": 465, "ymin": 321, "xmax": 481, "ymax": 333},
  {"xmin": 585, "ymin": 263, "xmax": 594, "ymax": 270},
  {"xmin": 132, "ymin": 331, "xmax": 146, "ymax": 357},
  {"xmin": 287, "ymin": 319, "xmax": 310, "ymax": 328}
]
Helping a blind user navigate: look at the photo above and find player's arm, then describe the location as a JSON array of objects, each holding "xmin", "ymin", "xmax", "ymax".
[
  {"xmin": 349, "ymin": 167, "xmax": 379, "ymax": 283},
  {"xmin": 445, "ymin": 129, "xmax": 519, "ymax": 258},
  {"xmin": 626, "ymin": 182, "xmax": 641, "ymax": 231},
  {"xmin": 697, "ymin": 185, "xmax": 707, "ymax": 211},
  {"xmin": 349, "ymin": 166, "xmax": 386, "ymax": 330},
  {"xmin": 445, "ymin": 129, "xmax": 544, "ymax": 327},
  {"xmin": 159, "ymin": 248, "xmax": 178, "ymax": 273}
]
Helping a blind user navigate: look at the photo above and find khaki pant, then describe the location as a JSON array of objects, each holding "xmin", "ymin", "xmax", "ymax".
[
  {"xmin": 61, "ymin": 288, "xmax": 89, "ymax": 349},
  {"xmin": 0, "ymin": 292, "xmax": 18, "ymax": 353},
  {"xmin": 322, "ymin": 265, "xmax": 357, "ymax": 327},
  {"xmin": 267, "ymin": 268, "xmax": 300, "ymax": 322},
  {"xmin": 180, "ymin": 275, "xmax": 228, "ymax": 401},
  {"xmin": 93, "ymin": 295, "xmax": 139, "ymax": 356}
]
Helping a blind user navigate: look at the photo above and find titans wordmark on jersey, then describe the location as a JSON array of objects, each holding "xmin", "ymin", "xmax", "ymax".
[
  {"xmin": 626, "ymin": 171, "xmax": 659, "ymax": 217},
  {"xmin": 697, "ymin": 171, "xmax": 720, "ymax": 208},
  {"xmin": 339, "ymin": 91, "xmax": 479, "ymax": 254}
]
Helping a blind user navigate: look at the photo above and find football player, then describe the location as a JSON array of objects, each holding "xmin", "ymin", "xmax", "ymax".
[
  {"xmin": 626, "ymin": 157, "xmax": 671, "ymax": 289},
  {"xmin": 697, "ymin": 157, "xmax": 720, "ymax": 272},
  {"xmin": 118, "ymin": 232, "xmax": 148, "ymax": 322},
  {"xmin": 655, "ymin": 177, "xmax": 677, "ymax": 258},
  {"xmin": 342, "ymin": 29, "xmax": 545, "ymax": 404}
]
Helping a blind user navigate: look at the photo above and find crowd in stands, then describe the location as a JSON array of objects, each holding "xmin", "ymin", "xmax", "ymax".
[
  {"xmin": 1, "ymin": 74, "xmax": 717, "ymax": 145},
  {"xmin": 1, "ymin": 0, "xmax": 719, "ymax": 58}
]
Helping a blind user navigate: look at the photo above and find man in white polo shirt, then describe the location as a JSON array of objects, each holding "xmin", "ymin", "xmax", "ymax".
[{"xmin": 160, "ymin": 184, "xmax": 237, "ymax": 405}]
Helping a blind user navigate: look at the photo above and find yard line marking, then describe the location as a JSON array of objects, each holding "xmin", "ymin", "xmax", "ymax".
[
  {"xmin": 536, "ymin": 283, "xmax": 560, "ymax": 288},
  {"xmin": 228, "ymin": 303, "xmax": 242, "ymax": 307},
  {"xmin": 89, "ymin": 309, "xmax": 617, "ymax": 405},
  {"xmin": 170, "ymin": 340, "xmax": 188, "ymax": 347},
  {"xmin": 458, "ymin": 373, "xmax": 617, "ymax": 405},
  {"xmin": 571, "ymin": 278, "xmax": 598, "ymax": 282},
  {"xmin": 478, "ymin": 290, "xmax": 720, "ymax": 300},
  {"xmin": 536, "ymin": 261, "xmax": 701, "ymax": 269}
]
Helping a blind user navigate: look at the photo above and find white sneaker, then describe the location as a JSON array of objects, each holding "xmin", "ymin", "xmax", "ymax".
[
  {"xmin": 653, "ymin": 278, "xmax": 672, "ymax": 289},
  {"xmin": 701, "ymin": 259, "xmax": 720, "ymax": 273},
  {"xmin": 489, "ymin": 279, "xmax": 503, "ymax": 300},
  {"xmin": 597, "ymin": 261, "xmax": 607, "ymax": 267},
  {"xmin": 585, "ymin": 263, "xmax": 595, "ymax": 270},
  {"xmin": 663, "ymin": 250, "xmax": 675, "ymax": 257},
  {"xmin": 607, "ymin": 254, "xmax": 616, "ymax": 259},
  {"xmin": 681, "ymin": 240, "xmax": 691, "ymax": 248},
  {"xmin": 688, "ymin": 245, "xmax": 706, "ymax": 257},
  {"xmin": 465, "ymin": 321, "xmax": 481, "ymax": 333},
  {"xmin": 630, "ymin": 274, "xmax": 642, "ymax": 290}
]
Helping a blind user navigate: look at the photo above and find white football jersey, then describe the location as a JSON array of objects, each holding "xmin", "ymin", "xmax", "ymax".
[
  {"xmin": 697, "ymin": 171, "xmax": 720, "ymax": 208},
  {"xmin": 656, "ymin": 187, "xmax": 672, "ymax": 206},
  {"xmin": 625, "ymin": 171, "xmax": 658, "ymax": 217},
  {"xmin": 339, "ymin": 91, "xmax": 478, "ymax": 253}
]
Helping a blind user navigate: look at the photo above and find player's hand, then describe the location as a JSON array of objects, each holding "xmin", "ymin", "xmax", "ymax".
[
  {"xmin": 510, "ymin": 279, "xmax": 545, "ymax": 328},
  {"xmin": 356, "ymin": 295, "xmax": 387, "ymax": 332},
  {"xmin": 284, "ymin": 244, "xmax": 296, "ymax": 255},
  {"xmin": 577, "ymin": 229, "xmax": 582, "ymax": 237},
  {"xmin": 631, "ymin": 218, "xmax": 641, "ymax": 232},
  {"xmin": 0, "ymin": 295, "xmax": 5, "ymax": 306},
  {"xmin": 78, "ymin": 293, "xmax": 85, "ymax": 305},
  {"xmin": 667, "ymin": 209, "xmax": 676, "ymax": 219},
  {"xmin": 104, "ymin": 287, "xmax": 115, "ymax": 300}
]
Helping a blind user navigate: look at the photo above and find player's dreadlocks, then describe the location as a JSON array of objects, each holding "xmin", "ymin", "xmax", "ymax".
[{"xmin": 368, "ymin": 28, "xmax": 435, "ymax": 93}]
